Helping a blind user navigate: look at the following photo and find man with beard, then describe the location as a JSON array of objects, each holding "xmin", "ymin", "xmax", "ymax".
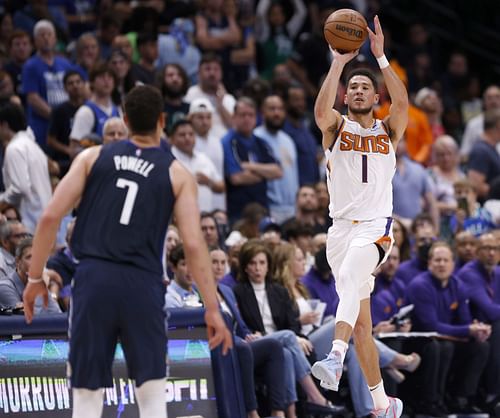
[
  {"xmin": 161, "ymin": 63, "xmax": 190, "ymax": 135},
  {"xmin": 454, "ymin": 230, "xmax": 478, "ymax": 273},
  {"xmin": 184, "ymin": 54, "xmax": 235, "ymax": 141},
  {"xmin": 281, "ymin": 185, "xmax": 326, "ymax": 235},
  {"xmin": 254, "ymin": 95, "xmax": 299, "ymax": 223},
  {"xmin": 283, "ymin": 85, "xmax": 320, "ymax": 186}
]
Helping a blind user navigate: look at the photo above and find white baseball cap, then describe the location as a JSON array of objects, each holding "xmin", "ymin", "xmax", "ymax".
[{"xmin": 189, "ymin": 98, "xmax": 214, "ymax": 115}]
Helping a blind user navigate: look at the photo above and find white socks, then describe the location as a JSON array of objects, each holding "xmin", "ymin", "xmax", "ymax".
[
  {"xmin": 135, "ymin": 378, "xmax": 167, "ymax": 418},
  {"xmin": 369, "ymin": 380, "xmax": 390, "ymax": 410},
  {"xmin": 72, "ymin": 388, "xmax": 104, "ymax": 418},
  {"xmin": 331, "ymin": 339, "xmax": 348, "ymax": 363}
]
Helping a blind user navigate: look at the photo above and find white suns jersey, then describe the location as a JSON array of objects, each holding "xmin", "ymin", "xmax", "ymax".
[{"xmin": 325, "ymin": 116, "xmax": 396, "ymax": 221}]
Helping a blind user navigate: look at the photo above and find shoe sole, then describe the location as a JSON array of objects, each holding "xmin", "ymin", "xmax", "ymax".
[{"xmin": 311, "ymin": 362, "xmax": 339, "ymax": 391}]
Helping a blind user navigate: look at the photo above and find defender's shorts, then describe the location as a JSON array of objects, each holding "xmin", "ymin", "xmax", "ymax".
[{"xmin": 68, "ymin": 258, "xmax": 167, "ymax": 389}]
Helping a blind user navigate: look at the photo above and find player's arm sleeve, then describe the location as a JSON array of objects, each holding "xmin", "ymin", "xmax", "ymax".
[{"xmin": 69, "ymin": 106, "xmax": 94, "ymax": 141}]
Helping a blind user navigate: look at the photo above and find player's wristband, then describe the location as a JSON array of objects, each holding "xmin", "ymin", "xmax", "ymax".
[
  {"xmin": 376, "ymin": 55, "xmax": 390, "ymax": 69},
  {"xmin": 27, "ymin": 276, "xmax": 44, "ymax": 284}
]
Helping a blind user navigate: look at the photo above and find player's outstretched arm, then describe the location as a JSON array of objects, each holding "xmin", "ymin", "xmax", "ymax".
[
  {"xmin": 171, "ymin": 161, "xmax": 233, "ymax": 354},
  {"xmin": 23, "ymin": 146, "xmax": 101, "ymax": 324},
  {"xmin": 314, "ymin": 48, "xmax": 357, "ymax": 150},
  {"xmin": 367, "ymin": 15, "xmax": 408, "ymax": 144}
]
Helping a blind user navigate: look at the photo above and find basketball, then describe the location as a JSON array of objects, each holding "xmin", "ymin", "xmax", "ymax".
[{"xmin": 324, "ymin": 9, "xmax": 368, "ymax": 53}]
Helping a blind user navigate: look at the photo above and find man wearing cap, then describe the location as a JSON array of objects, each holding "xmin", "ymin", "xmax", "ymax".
[{"xmin": 189, "ymin": 98, "xmax": 226, "ymax": 210}]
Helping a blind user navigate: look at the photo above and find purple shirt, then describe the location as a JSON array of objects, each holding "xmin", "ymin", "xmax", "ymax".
[
  {"xmin": 301, "ymin": 267, "xmax": 339, "ymax": 318},
  {"xmin": 371, "ymin": 289, "xmax": 398, "ymax": 326},
  {"xmin": 374, "ymin": 273, "xmax": 407, "ymax": 308},
  {"xmin": 457, "ymin": 260, "xmax": 500, "ymax": 323},
  {"xmin": 396, "ymin": 257, "xmax": 428, "ymax": 285},
  {"xmin": 407, "ymin": 272, "xmax": 472, "ymax": 338},
  {"xmin": 220, "ymin": 272, "xmax": 238, "ymax": 289}
]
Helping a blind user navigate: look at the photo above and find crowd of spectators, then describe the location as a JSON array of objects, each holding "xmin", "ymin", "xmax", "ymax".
[{"xmin": 0, "ymin": 0, "xmax": 499, "ymax": 417}]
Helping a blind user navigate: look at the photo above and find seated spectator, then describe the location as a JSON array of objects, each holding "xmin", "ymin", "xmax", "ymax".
[
  {"xmin": 457, "ymin": 233, "xmax": 500, "ymax": 413},
  {"xmin": 407, "ymin": 241, "xmax": 491, "ymax": 414},
  {"xmin": 373, "ymin": 246, "xmax": 406, "ymax": 308},
  {"xmin": 0, "ymin": 102, "xmax": 52, "ymax": 233},
  {"xmin": 454, "ymin": 230, "xmax": 478, "ymax": 273},
  {"xmin": 0, "ymin": 220, "xmax": 29, "ymax": 279},
  {"xmin": 169, "ymin": 119, "xmax": 224, "ymax": 213},
  {"xmin": 220, "ymin": 235, "xmax": 246, "ymax": 289},
  {"xmin": 0, "ymin": 203, "xmax": 21, "ymax": 222},
  {"xmin": 102, "ymin": 117, "xmax": 128, "ymax": 144},
  {"xmin": 313, "ymin": 181, "xmax": 331, "ymax": 230},
  {"xmin": 258, "ymin": 216, "xmax": 282, "ymax": 247},
  {"xmin": 212, "ymin": 208, "xmax": 230, "ymax": 240},
  {"xmin": 450, "ymin": 179, "xmax": 496, "ymax": 237},
  {"xmin": 164, "ymin": 244, "xmax": 201, "ymax": 308},
  {"xmin": 396, "ymin": 214, "xmax": 437, "ymax": 285},
  {"xmin": 159, "ymin": 63, "xmax": 191, "ymax": 134},
  {"xmin": 209, "ymin": 247, "xmax": 287, "ymax": 418},
  {"xmin": 164, "ymin": 224, "xmax": 181, "ymax": 282},
  {"xmin": 233, "ymin": 239, "xmax": 343, "ymax": 416},
  {"xmin": 282, "ymin": 220, "xmax": 314, "ymax": 270},
  {"xmin": 467, "ymin": 108, "xmax": 500, "ymax": 201},
  {"xmin": 485, "ymin": 177, "xmax": 500, "ymax": 225},
  {"xmin": 0, "ymin": 237, "xmax": 61, "ymax": 315},
  {"xmin": 392, "ymin": 218, "xmax": 411, "ymax": 262},
  {"xmin": 73, "ymin": 32, "xmax": 101, "ymax": 81}
]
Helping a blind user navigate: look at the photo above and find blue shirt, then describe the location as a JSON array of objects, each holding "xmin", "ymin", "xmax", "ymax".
[
  {"xmin": 164, "ymin": 281, "xmax": 200, "ymax": 308},
  {"xmin": 467, "ymin": 140, "xmax": 500, "ymax": 186},
  {"xmin": 457, "ymin": 260, "xmax": 500, "ymax": 323},
  {"xmin": 301, "ymin": 267, "xmax": 339, "ymax": 318},
  {"xmin": 449, "ymin": 206, "xmax": 496, "ymax": 237},
  {"xmin": 393, "ymin": 156, "xmax": 433, "ymax": 220},
  {"xmin": 22, "ymin": 55, "xmax": 74, "ymax": 147},
  {"xmin": 283, "ymin": 119, "xmax": 320, "ymax": 186},
  {"xmin": 254, "ymin": 126, "xmax": 299, "ymax": 213},
  {"xmin": 407, "ymin": 272, "xmax": 472, "ymax": 338},
  {"xmin": 222, "ymin": 129, "xmax": 278, "ymax": 221},
  {"xmin": 85, "ymin": 100, "xmax": 121, "ymax": 137}
]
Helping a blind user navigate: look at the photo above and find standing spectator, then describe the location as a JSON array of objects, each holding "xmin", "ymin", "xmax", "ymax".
[
  {"xmin": 70, "ymin": 64, "xmax": 119, "ymax": 149},
  {"xmin": 22, "ymin": 20, "xmax": 74, "ymax": 148},
  {"xmin": 283, "ymin": 85, "xmax": 320, "ymax": 186},
  {"xmin": 439, "ymin": 51, "xmax": 471, "ymax": 111},
  {"xmin": 131, "ymin": 32, "xmax": 158, "ymax": 85},
  {"xmin": 194, "ymin": 0, "xmax": 241, "ymax": 91},
  {"xmin": 3, "ymin": 30, "xmax": 32, "ymax": 103},
  {"xmin": 169, "ymin": 119, "xmax": 224, "ymax": 213},
  {"xmin": 467, "ymin": 109, "xmax": 500, "ymax": 201},
  {"xmin": 0, "ymin": 220, "xmax": 29, "ymax": 279},
  {"xmin": 200, "ymin": 213, "xmax": 221, "ymax": 248},
  {"xmin": 73, "ymin": 32, "xmax": 101, "ymax": 81},
  {"xmin": 160, "ymin": 63, "xmax": 191, "ymax": 134},
  {"xmin": 0, "ymin": 70, "xmax": 21, "ymax": 106},
  {"xmin": 185, "ymin": 53, "xmax": 236, "ymax": 141},
  {"xmin": 189, "ymin": 98, "xmax": 225, "ymax": 210},
  {"xmin": 0, "ymin": 103, "xmax": 52, "ymax": 233},
  {"xmin": 414, "ymin": 87, "xmax": 445, "ymax": 141},
  {"xmin": 102, "ymin": 117, "xmax": 128, "ymax": 144},
  {"xmin": 254, "ymin": 95, "xmax": 299, "ymax": 223},
  {"xmin": 392, "ymin": 139, "xmax": 440, "ymax": 231},
  {"xmin": 13, "ymin": 0, "xmax": 68, "ymax": 41},
  {"xmin": 461, "ymin": 85, "xmax": 500, "ymax": 158},
  {"xmin": 222, "ymin": 97, "xmax": 282, "ymax": 224},
  {"xmin": 96, "ymin": 14, "xmax": 121, "ymax": 59},
  {"xmin": 407, "ymin": 242, "xmax": 491, "ymax": 414},
  {"xmin": 281, "ymin": 185, "xmax": 326, "ymax": 236},
  {"xmin": 47, "ymin": 70, "xmax": 86, "ymax": 174},
  {"xmin": 108, "ymin": 49, "xmax": 138, "ymax": 106},
  {"xmin": 255, "ymin": 0, "xmax": 306, "ymax": 80}
]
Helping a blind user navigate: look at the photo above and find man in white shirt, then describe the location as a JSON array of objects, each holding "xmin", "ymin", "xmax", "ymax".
[
  {"xmin": 184, "ymin": 54, "xmax": 235, "ymax": 141},
  {"xmin": 0, "ymin": 103, "xmax": 52, "ymax": 233},
  {"xmin": 169, "ymin": 119, "xmax": 225, "ymax": 213},
  {"xmin": 189, "ymin": 98, "xmax": 226, "ymax": 210}
]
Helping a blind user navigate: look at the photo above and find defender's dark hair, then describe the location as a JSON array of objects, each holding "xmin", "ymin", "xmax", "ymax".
[
  {"xmin": 0, "ymin": 101, "xmax": 27, "ymax": 132},
  {"xmin": 124, "ymin": 85, "xmax": 163, "ymax": 135},
  {"xmin": 346, "ymin": 68, "xmax": 378, "ymax": 91}
]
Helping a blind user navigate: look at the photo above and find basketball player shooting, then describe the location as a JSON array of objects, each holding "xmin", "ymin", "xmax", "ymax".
[
  {"xmin": 22, "ymin": 85, "xmax": 232, "ymax": 418},
  {"xmin": 311, "ymin": 16, "xmax": 408, "ymax": 418}
]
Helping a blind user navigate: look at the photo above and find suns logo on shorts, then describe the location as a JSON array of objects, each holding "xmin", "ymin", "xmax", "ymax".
[{"xmin": 339, "ymin": 131, "xmax": 390, "ymax": 154}]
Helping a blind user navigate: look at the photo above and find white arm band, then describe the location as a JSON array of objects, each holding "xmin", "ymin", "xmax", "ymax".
[{"xmin": 377, "ymin": 55, "xmax": 390, "ymax": 69}]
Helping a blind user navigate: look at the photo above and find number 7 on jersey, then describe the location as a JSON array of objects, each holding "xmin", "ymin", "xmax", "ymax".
[{"xmin": 116, "ymin": 178, "xmax": 138, "ymax": 225}]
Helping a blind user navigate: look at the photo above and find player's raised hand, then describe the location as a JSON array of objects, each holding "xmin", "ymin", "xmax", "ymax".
[
  {"xmin": 23, "ymin": 281, "xmax": 48, "ymax": 324},
  {"xmin": 330, "ymin": 46, "xmax": 359, "ymax": 65},
  {"xmin": 367, "ymin": 15, "xmax": 385, "ymax": 58},
  {"xmin": 204, "ymin": 307, "xmax": 233, "ymax": 355}
]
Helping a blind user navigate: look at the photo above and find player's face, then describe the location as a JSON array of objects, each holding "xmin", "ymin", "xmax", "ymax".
[
  {"xmin": 190, "ymin": 112, "xmax": 212, "ymax": 137},
  {"xmin": 477, "ymin": 235, "xmax": 499, "ymax": 270},
  {"xmin": 455, "ymin": 235, "xmax": 477, "ymax": 262},
  {"xmin": 245, "ymin": 252, "xmax": 268, "ymax": 284},
  {"xmin": 428, "ymin": 247, "xmax": 454, "ymax": 282},
  {"xmin": 210, "ymin": 249, "xmax": 227, "ymax": 281},
  {"xmin": 171, "ymin": 125, "xmax": 196, "ymax": 155},
  {"xmin": 345, "ymin": 76, "xmax": 379, "ymax": 115},
  {"xmin": 380, "ymin": 246, "xmax": 400, "ymax": 277},
  {"xmin": 292, "ymin": 247, "xmax": 306, "ymax": 279}
]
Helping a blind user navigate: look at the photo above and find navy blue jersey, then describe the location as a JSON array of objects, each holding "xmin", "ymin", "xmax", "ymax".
[{"xmin": 71, "ymin": 140, "xmax": 175, "ymax": 275}]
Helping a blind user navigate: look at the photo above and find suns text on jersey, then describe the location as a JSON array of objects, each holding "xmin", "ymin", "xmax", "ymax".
[
  {"xmin": 113, "ymin": 155, "xmax": 155, "ymax": 178},
  {"xmin": 339, "ymin": 131, "xmax": 391, "ymax": 154}
]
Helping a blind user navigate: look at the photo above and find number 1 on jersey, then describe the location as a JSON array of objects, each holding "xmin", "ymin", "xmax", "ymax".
[
  {"xmin": 361, "ymin": 155, "xmax": 368, "ymax": 183},
  {"xmin": 116, "ymin": 178, "xmax": 138, "ymax": 225}
]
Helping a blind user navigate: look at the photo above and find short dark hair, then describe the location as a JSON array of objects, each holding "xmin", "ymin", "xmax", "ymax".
[
  {"xmin": 169, "ymin": 118, "xmax": 192, "ymax": 136},
  {"xmin": 63, "ymin": 70, "xmax": 83, "ymax": 85},
  {"xmin": 15, "ymin": 237, "xmax": 32, "ymax": 259},
  {"xmin": 8, "ymin": 29, "xmax": 30, "ymax": 49},
  {"xmin": 137, "ymin": 32, "xmax": 157, "ymax": 47},
  {"xmin": 238, "ymin": 239, "xmax": 273, "ymax": 283},
  {"xmin": 124, "ymin": 85, "xmax": 164, "ymax": 135},
  {"xmin": 168, "ymin": 243, "xmax": 185, "ymax": 267},
  {"xmin": 200, "ymin": 52, "xmax": 222, "ymax": 68},
  {"xmin": 88, "ymin": 63, "xmax": 115, "ymax": 83},
  {"xmin": 411, "ymin": 213, "xmax": 434, "ymax": 234},
  {"xmin": 346, "ymin": 68, "xmax": 378, "ymax": 91},
  {"xmin": 0, "ymin": 101, "xmax": 27, "ymax": 132},
  {"xmin": 484, "ymin": 108, "xmax": 500, "ymax": 131}
]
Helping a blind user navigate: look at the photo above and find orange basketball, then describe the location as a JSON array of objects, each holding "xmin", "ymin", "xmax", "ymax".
[{"xmin": 324, "ymin": 9, "xmax": 368, "ymax": 53}]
